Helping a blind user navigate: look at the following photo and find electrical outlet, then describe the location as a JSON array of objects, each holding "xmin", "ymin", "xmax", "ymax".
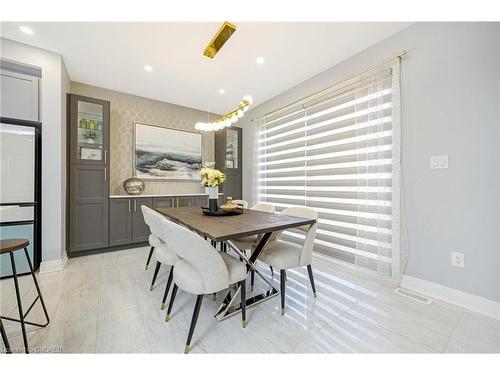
[
  {"xmin": 451, "ymin": 252, "xmax": 464, "ymax": 268},
  {"xmin": 430, "ymin": 155, "xmax": 448, "ymax": 169}
]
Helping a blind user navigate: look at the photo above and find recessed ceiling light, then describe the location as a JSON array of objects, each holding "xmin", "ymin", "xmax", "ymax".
[
  {"xmin": 256, "ymin": 57, "xmax": 265, "ymax": 65},
  {"xmin": 218, "ymin": 88, "xmax": 225, "ymax": 94},
  {"xmin": 144, "ymin": 65, "xmax": 153, "ymax": 72},
  {"xmin": 19, "ymin": 26, "xmax": 34, "ymax": 35}
]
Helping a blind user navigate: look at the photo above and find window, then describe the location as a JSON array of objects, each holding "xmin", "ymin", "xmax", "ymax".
[{"xmin": 257, "ymin": 60, "xmax": 402, "ymax": 278}]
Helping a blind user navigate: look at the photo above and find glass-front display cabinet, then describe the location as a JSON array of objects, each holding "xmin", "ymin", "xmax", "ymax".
[
  {"xmin": 225, "ymin": 127, "xmax": 239, "ymax": 169},
  {"xmin": 69, "ymin": 94, "xmax": 110, "ymax": 165},
  {"xmin": 215, "ymin": 126, "xmax": 242, "ymax": 200},
  {"xmin": 67, "ymin": 94, "xmax": 110, "ymax": 254}
]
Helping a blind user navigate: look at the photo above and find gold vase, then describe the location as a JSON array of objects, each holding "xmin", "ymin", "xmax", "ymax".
[{"xmin": 123, "ymin": 177, "xmax": 145, "ymax": 195}]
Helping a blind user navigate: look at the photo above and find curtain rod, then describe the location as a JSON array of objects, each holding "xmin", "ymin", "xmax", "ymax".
[{"xmin": 252, "ymin": 50, "xmax": 406, "ymax": 121}]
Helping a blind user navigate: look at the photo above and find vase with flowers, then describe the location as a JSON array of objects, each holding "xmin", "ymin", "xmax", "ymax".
[{"xmin": 200, "ymin": 167, "xmax": 226, "ymax": 213}]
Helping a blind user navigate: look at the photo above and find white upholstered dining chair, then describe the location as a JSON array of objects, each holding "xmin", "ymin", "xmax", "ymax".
[
  {"xmin": 160, "ymin": 216, "xmax": 248, "ymax": 354},
  {"xmin": 142, "ymin": 206, "xmax": 179, "ymax": 310},
  {"xmin": 258, "ymin": 206, "xmax": 319, "ymax": 315}
]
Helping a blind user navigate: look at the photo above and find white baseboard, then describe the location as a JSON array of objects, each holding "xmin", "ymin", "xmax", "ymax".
[
  {"xmin": 39, "ymin": 252, "xmax": 68, "ymax": 274},
  {"xmin": 401, "ymin": 275, "xmax": 500, "ymax": 320}
]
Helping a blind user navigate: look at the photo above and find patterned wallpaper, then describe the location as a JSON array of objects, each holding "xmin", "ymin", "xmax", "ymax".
[{"xmin": 70, "ymin": 82, "xmax": 216, "ymax": 195}]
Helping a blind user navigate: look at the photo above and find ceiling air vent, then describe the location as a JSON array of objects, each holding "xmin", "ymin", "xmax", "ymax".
[
  {"xmin": 394, "ymin": 287, "xmax": 433, "ymax": 304},
  {"xmin": 203, "ymin": 22, "xmax": 237, "ymax": 59}
]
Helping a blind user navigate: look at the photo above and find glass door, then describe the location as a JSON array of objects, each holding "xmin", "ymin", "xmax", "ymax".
[
  {"xmin": 77, "ymin": 100, "xmax": 104, "ymax": 162},
  {"xmin": 225, "ymin": 128, "xmax": 239, "ymax": 169},
  {"xmin": 70, "ymin": 95, "xmax": 109, "ymax": 166}
]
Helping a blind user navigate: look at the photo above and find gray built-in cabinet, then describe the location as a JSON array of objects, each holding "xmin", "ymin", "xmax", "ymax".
[
  {"xmin": 109, "ymin": 197, "xmax": 153, "ymax": 246},
  {"xmin": 109, "ymin": 195, "xmax": 209, "ymax": 248},
  {"xmin": 67, "ymin": 93, "xmax": 232, "ymax": 256},
  {"xmin": 67, "ymin": 94, "xmax": 110, "ymax": 254}
]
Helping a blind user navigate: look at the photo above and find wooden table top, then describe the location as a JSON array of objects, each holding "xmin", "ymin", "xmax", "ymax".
[
  {"xmin": 0, "ymin": 239, "xmax": 30, "ymax": 254},
  {"xmin": 155, "ymin": 206, "xmax": 316, "ymax": 242}
]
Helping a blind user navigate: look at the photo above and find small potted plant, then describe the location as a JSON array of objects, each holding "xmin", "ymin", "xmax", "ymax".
[{"xmin": 200, "ymin": 167, "xmax": 226, "ymax": 212}]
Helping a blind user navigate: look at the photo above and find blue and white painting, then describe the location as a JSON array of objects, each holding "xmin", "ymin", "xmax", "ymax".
[{"xmin": 134, "ymin": 123, "xmax": 202, "ymax": 180}]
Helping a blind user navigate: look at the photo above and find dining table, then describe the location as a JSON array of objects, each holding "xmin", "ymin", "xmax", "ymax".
[{"xmin": 155, "ymin": 206, "xmax": 316, "ymax": 321}]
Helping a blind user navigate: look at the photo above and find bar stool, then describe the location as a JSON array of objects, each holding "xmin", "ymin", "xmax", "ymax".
[{"xmin": 0, "ymin": 239, "xmax": 50, "ymax": 354}]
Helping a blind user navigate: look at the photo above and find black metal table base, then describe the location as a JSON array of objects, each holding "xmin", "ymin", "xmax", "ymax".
[
  {"xmin": 214, "ymin": 233, "xmax": 279, "ymax": 321},
  {"xmin": 0, "ymin": 247, "xmax": 50, "ymax": 354}
]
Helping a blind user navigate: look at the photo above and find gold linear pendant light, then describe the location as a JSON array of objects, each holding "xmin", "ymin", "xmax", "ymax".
[
  {"xmin": 197, "ymin": 21, "xmax": 252, "ymax": 131},
  {"xmin": 203, "ymin": 21, "xmax": 237, "ymax": 58}
]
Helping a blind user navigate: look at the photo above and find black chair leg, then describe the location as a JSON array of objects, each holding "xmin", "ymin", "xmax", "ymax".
[
  {"xmin": 307, "ymin": 265, "xmax": 317, "ymax": 297},
  {"xmin": 161, "ymin": 266, "xmax": 174, "ymax": 309},
  {"xmin": 24, "ymin": 247, "xmax": 49, "ymax": 326},
  {"xmin": 145, "ymin": 246, "xmax": 155, "ymax": 270},
  {"xmin": 280, "ymin": 269, "xmax": 286, "ymax": 316},
  {"xmin": 240, "ymin": 280, "xmax": 247, "ymax": 328},
  {"xmin": 250, "ymin": 269, "xmax": 255, "ymax": 291},
  {"xmin": 150, "ymin": 261, "xmax": 161, "ymax": 291},
  {"xmin": 165, "ymin": 284, "xmax": 178, "ymax": 321},
  {"xmin": 185, "ymin": 295, "xmax": 203, "ymax": 354},
  {"xmin": 9, "ymin": 252, "xmax": 28, "ymax": 353},
  {"xmin": 0, "ymin": 318, "xmax": 11, "ymax": 354}
]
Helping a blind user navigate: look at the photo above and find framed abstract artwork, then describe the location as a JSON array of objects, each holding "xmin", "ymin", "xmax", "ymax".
[{"xmin": 133, "ymin": 122, "xmax": 202, "ymax": 180}]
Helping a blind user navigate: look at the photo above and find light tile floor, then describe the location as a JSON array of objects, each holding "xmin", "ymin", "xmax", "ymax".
[{"xmin": 1, "ymin": 246, "xmax": 499, "ymax": 354}]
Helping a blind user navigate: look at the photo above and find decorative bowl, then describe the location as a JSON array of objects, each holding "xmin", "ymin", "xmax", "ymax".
[
  {"xmin": 123, "ymin": 177, "xmax": 145, "ymax": 195},
  {"xmin": 219, "ymin": 197, "xmax": 239, "ymax": 213}
]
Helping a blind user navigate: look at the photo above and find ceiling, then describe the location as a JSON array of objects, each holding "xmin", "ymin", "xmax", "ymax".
[{"xmin": 0, "ymin": 22, "xmax": 410, "ymax": 114}]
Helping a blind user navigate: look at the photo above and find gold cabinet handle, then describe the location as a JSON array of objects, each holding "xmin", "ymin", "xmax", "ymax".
[
  {"xmin": 134, "ymin": 200, "xmax": 137, "ymax": 212},
  {"xmin": 104, "ymin": 167, "xmax": 107, "ymax": 181},
  {"xmin": 104, "ymin": 149, "xmax": 107, "ymax": 163},
  {"xmin": 128, "ymin": 199, "xmax": 131, "ymax": 213}
]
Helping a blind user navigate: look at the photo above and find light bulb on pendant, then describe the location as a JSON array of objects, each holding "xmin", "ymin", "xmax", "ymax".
[{"xmin": 242, "ymin": 95, "xmax": 253, "ymax": 106}]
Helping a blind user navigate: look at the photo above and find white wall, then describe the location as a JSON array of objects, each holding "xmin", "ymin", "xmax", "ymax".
[
  {"xmin": 241, "ymin": 23, "xmax": 500, "ymax": 302},
  {"xmin": 60, "ymin": 60, "xmax": 70, "ymax": 262},
  {"xmin": 1, "ymin": 38, "xmax": 68, "ymax": 268}
]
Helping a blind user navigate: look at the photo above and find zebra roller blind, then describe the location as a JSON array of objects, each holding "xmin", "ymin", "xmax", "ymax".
[{"xmin": 257, "ymin": 60, "xmax": 401, "ymax": 277}]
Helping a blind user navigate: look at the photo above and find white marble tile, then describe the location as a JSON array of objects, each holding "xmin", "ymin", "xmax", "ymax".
[
  {"xmin": 0, "ymin": 273, "xmax": 36, "ymax": 316},
  {"xmin": 341, "ymin": 289, "xmax": 463, "ymax": 352},
  {"xmin": 98, "ymin": 280, "xmax": 137, "ymax": 316},
  {"xmin": 444, "ymin": 310, "xmax": 500, "ymax": 353},
  {"xmin": 41, "ymin": 285, "xmax": 99, "ymax": 353},
  {"xmin": 2, "ymin": 269, "xmax": 65, "ymax": 338},
  {"xmin": 96, "ymin": 305, "xmax": 149, "ymax": 353},
  {"xmin": 131, "ymin": 344, "xmax": 152, "ymax": 353},
  {"xmin": 2, "ymin": 247, "xmax": 498, "ymax": 354}
]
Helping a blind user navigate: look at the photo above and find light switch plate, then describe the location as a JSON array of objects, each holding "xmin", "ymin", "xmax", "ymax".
[{"xmin": 430, "ymin": 155, "xmax": 448, "ymax": 169}]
